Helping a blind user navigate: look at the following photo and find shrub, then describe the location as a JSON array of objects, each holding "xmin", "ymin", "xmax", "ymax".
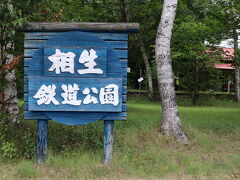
[{"xmin": 0, "ymin": 112, "xmax": 36, "ymax": 159}]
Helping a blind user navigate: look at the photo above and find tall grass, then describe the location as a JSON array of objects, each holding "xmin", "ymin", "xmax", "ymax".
[{"xmin": 0, "ymin": 97, "xmax": 239, "ymax": 179}]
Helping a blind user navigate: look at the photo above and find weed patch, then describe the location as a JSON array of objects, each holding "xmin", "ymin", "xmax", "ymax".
[{"xmin": 0, "ymin": 97, "xmax": 239, "ymax": 179}]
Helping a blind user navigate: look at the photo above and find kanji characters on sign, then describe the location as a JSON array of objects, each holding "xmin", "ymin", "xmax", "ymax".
[
  {"xmin": 100, "ymin": 84, "xmax": 119, "ymax": 106},
  {"xmin": 33, "ymin": 83, "xmax": 120, "ymax": 107},
  {"xmin": 33, "ymin": 84, "xmax": 60, "ymax": 105},
  {"xmin": 61, "ymin": 84, "xmax": 81, "ymax": 106},
  {"xmin": 48, "ymin": 49, "xmax": 75, "ymax": 74},
  {"xmin": 78, "ymin": 49, "xmax": 103, "ymax": 74},
  {"xmin": 47, "ymin": 49, "xmax": 103, "ymax": 75},
  {"xmin": 82, "ymin": 87, "xmax": 99, "ymax": 104},
  {"xmin": 31, "ymin": 47, "xmax": 122, "ymax": 112}
]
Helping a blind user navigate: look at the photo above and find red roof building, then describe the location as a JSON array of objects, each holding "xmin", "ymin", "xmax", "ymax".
[
  {"xmin": 211, "ymin": 48, "xmax": 235, "ymax": 92},
  {"xmin": 213, "ymin": 48, "xmax": 234, "ymax": 70},
  {"xmin": 221, "ymin": 48, "xmax": 234, "ymax": 61}
]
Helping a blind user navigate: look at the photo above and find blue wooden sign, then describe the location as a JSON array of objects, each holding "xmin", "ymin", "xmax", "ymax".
[
  {"xmin": 28, "ymin": 77, "xmax": 122, "ymax": 112},
  {"xmin": 24, "ymin": 31, "xmax": 127, "ymax": 125},
  {"xmin": 24, "ymin": 22, "xmax": 139, "ymax": 164}
]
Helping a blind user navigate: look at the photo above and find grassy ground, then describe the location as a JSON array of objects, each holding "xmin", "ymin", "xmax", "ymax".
[{"xmin": 0, "ymin": 97, "xmax": 240, "ymax": 180}]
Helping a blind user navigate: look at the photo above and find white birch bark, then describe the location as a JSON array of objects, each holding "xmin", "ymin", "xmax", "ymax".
[
  {"xmin": 3, "ymin": 45, "xmax": 19, "ymax": 124},
  {"xmin": 155, "ymin": 0, "xmax": 188, "ymax": 143},
  {"xmin": 2, "ymin": 2, "xmax": 19, "ymax": 123},
  {"xmin": 140, "ymin": 39, "xmax": 154, "ymax": 99}
]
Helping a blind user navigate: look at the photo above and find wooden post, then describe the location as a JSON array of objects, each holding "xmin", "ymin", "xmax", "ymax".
[
  {"xmin": 37, "ymin": 119, "xmax": 48, "ymax": 164},
  {"xmin": 103, "ymin": 120, "xmax": 114, "ymax": 164}
]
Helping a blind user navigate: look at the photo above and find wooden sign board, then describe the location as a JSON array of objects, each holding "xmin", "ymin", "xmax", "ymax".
[
  {"xmin": 24, "ymin": 30, "xmax": 131, "ymax": 125},
  {"xmin": 24, "ymin": 22, "xmax": 139, "ymax": 164},
  {"xmin": 28, "ymin": 77, "xmax": 122, "ymax": 112}
]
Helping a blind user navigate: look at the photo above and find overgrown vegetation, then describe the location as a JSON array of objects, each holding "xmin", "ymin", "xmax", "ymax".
[
  {"xmin": 2, "ymin": 0, "xmax": 238, "ymax": 108},
  {"xmin": 0, "ymin": 97, "xmax": 239, "ymax": 179},
  {"xmin": 0, "ymin": 112, "xmax": 35, "ymax": 159}
]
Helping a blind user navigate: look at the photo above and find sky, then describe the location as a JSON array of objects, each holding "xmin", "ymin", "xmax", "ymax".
[{"xmin": 217, "ymin": 38, "xmax": 240, "ymax": 48}]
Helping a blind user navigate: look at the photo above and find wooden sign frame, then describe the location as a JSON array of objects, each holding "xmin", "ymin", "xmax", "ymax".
[{"xmin": 24, "ymin": 22, "xmax": 139, "ymax": 164}]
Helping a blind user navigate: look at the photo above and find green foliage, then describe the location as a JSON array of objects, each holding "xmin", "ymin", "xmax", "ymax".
[
  {"xmin": 0, "ymin": 113, "xmax": 17, "ymax": 159},
  {"xmin": 0, "ymin": 0, "xmax": 26, "ymax": 65},
  {"xmin": 1, "ymin": 0, "xmax": 238, "ymax": 106},
  {"xmin": 61, "ymin": 0, "xmax": 120, "ymax": 22},
  {"xmin": 0, "ymin": 0, "xmax": 66, "ymax": 101},
  {"xmin": 0, "ymin": 0, "xmax": 26, "ymax": 40},
  {"xmin": 48, "ymin": 121, "xmax": 103, "ymax": 153},
  {"xmin": 127, "ymin": 0, "xmax": 162, "ymax": 90},
  {"xmin": 0, "ymin": 112, "xmax": 36, "ymax": 159},
  {"xmin": 3, "ymin": 0, "xmax": 235, "ymax": 103},
  {"xmin": 170, "ymin": 0, "xmax": 228, "ymax": 104},
  {"xmin": 0, "ymin": 142, "xmax": 17, "ymax": 159},
  {"xmin": 60, "ymin": 0, "xmax": 162, "ymax": 91},
  {"xmin": 0, "ymin": 0, "xmax": 26, "ymax": 95},
  {"xmin": 234, "ymin": 48, "xmax": 240, "ymax": 66}
]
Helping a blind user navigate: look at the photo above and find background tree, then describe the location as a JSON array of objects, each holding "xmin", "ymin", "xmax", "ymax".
[
  {"xmin": 139, "ymin": 38, "xmax": 153, "ymax": 98},
  {"xmin": 155, "ymin": 0, "xmax": 188, "ymax": 143},
  {"xmin": 2, "ymin": 0, "xmax": 237, "ymax": 125},
  {"xmin": 171, "ymin": 0, "xmax": 225, "ymax": 104},
  {"xmin": 118, "ymin": 0, "xmax": 161, "ymax": 98},
  {"xmin": 0, "ymin": 0, "xmax": 26, "ymax": 123},
  {"xmin": 202, "ymin": 0, "xmax": 240, "ymax": 101},
  {"xmin": 61, "ymin": 0, "xmax": 162, "ymax": 98},
  {"xmin": 0, "ymin": 0, "xmax": 62, "ymax": 124},
  {"xmin": 126, "ymin": 0, "xmax": 161, "ymax": 96}
]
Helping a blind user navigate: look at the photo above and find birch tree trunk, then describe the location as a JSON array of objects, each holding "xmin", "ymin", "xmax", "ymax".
[
  {"xmin": 0, "ymin": 41, "xmax": 19, "ymax": 124},
  {"xmin": 4, "ymin": 53, "xmax": 19, "ymax": 124},
  {"xmin": 1, "ymin": 2, "xmax": 19, "ymax": 123},
  {"xmin": 140, "ymin": 39, "xmax": 154, "ymax": 99},
  {"xmin": 233, "ymin": 29, "xmax": 240, "ymax": 102},
  {"xmin": 155, "ymin": 0, "xmax": 188, "ymax": 143}
]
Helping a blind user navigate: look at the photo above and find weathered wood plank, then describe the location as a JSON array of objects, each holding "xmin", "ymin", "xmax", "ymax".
[
  {"xmin": 37, "ymin": 119, "xmax": 48, "ymax": 164},
  {"xmin": 24, "ymin": 76, "xmax": 128, "ymax": 86},
  {"xmin": 24, "ymin": 68, "xmax": 127, "ymax": 77},
  {"xmin": 103, "ymin": 113, "xmax": 127, "ymax": 120},
  {"xmin": 24, "ymin": 40, "xmax": 128, "ymax": 49},
  {"xmin": 93, "ymin": 33, "xmax": 128, "ymax": 41},
  {"xmin": 24, "ymin": 22, "xmax": 139, "ymax": 33},
  {"xmin": 24, "ymin": 111, "xmax": 127, "ymax": 120},
  {"xmin": 25, "ymin": 32, "xmax": 128, "ymax": 41},
  {"xmin": 24, "ymin": 65, "xmax": 126, "ymax": 73},
  {"xmin": 24, "ymin": 49, "xmax": 128, "ymax": 59},
  {"xmin": 103, "ymin": 120, "xmax": 114, "ymax": 164},
  {"xmin": 24, "ymin": 102, "xmax": 127, "ymax": 112},
  {"xmin": 24, "ymin": 111, "xmax": 48, "ymax": 119}
]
